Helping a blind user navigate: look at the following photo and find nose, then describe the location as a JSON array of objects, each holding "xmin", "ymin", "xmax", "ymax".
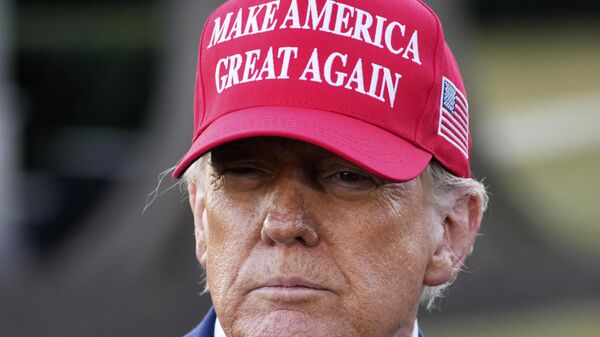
[{"xmin": 261, "ymin": 176, "xmax": 319, "ymax": 247}]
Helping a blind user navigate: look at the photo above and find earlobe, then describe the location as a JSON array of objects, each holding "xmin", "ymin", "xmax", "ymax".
[
  {"xmin": 424, "ymin": 240, "xmax": 455, "ymax": 286},
  {"xmin": 424, "ymin": 192, "xmax": 483, "ymax": 286}
]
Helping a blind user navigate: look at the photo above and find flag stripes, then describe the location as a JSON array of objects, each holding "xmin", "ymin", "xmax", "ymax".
[{"xmin": 438, "ymin": 77, "xmax": 469, "ymax": 158}]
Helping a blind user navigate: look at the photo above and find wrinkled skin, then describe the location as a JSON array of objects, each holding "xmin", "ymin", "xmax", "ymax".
[{"xmin": 188, "ymin": 137, "xmax": 482, "ymax": 337}]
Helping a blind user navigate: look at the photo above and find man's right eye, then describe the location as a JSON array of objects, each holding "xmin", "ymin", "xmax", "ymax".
[
  {"xmin": 223, "ymin": 166, "xmax": 263, "ymax": 175},
  {"xmin": 218, "ymin": 163, "xmax": 270, "ymax": 177},
  {"xmin": 216, "ymin": 163, "xmax": 273, "ymax": 186}
]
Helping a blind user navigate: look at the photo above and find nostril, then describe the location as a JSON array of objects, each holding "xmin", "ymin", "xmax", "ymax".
[{"xmin": 295, "ymin": 236, "xmax": 305, "ymax": 244}]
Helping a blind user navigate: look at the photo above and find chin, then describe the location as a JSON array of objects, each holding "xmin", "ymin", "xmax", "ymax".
[{"xmin": 235, "ymin": 309, "xmax": 355, "ymax": 337}]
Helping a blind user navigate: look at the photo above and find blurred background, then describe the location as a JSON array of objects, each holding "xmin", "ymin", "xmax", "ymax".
[{"xmin": 1, "ymin": 0, "xmax": 599, "ymax": 336}]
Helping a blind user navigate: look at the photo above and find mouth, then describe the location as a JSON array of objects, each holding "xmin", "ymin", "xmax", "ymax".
[
  {"xmin": 262, "ymin": 277, "xmax": 325, "ymax": 289},
  {"xmin": 252, "ymin": 277, "xmax": 332, "ymax": 302}
]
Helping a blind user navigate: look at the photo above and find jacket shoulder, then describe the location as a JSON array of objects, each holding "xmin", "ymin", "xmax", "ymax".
[{"xmin": 183, "ymin": 307, "xmax": 216, "ymax": 337}]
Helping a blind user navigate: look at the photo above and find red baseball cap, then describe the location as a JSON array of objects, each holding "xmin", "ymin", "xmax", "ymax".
[{"xmin": 173, "ymin": 0, "xmax": 471, "ymax": 181}]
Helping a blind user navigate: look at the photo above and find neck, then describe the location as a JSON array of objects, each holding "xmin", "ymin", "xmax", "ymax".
[{"xmin": 214, "ymin": 317, "xmax": 420, "ymax": 337}]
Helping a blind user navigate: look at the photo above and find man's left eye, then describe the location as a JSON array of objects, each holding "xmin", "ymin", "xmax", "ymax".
[
  {"xmin": 326, "ymin": 170, "xmax": 377, "ymax": 191},
  {"xmin": 336, "ymin": 171, "xmax": 368, "ymax": 182}
]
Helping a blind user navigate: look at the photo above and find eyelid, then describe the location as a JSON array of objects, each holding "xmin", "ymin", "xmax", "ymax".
[
  {"xmin": 321, "ymin": 164, "xmax": 383, "ymax": 184},
  {"xmin": 217, "ymin": 161, "xmax": 272, "ymax": 175},
  {"xmin": 319, "ymin": 169, "xmax": 385, "ymax": 193},
  {"xmin": 328, "ymin": 169, "xmax": 367, "ymax": 179}
]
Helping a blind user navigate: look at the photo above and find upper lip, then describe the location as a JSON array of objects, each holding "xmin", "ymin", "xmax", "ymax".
[{"xmin": 258, "ymin": 277, "xmax": 326, "ymax": 290}]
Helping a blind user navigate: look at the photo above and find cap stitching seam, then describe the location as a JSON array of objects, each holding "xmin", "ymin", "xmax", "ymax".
[
  {"xmin": 414, "ymin": 1, "xmax": 441, "ymax": 152},
  {"xmin": 194, "ymin": 2, "xmax": 231, "ymax": 144}
]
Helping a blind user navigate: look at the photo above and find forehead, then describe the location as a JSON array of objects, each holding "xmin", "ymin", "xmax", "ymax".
[{"xmin": 211, "ymin": 137, "xmax": 331, "ymax": 158}]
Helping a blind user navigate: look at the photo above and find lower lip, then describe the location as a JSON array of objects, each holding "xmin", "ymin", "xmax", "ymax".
[{"xmin": 252, "ymin": 286, "xmax": 330, "ymax": 302}]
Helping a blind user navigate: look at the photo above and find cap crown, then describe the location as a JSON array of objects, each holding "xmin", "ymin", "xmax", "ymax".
[{"xmin": 187, "ymin": 0, "xmax": 470, "ymax": 178}]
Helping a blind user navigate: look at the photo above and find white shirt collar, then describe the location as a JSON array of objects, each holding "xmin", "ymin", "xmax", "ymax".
[
  {"xmin": 412, "ymin": 319, "xmax": 420, "ymax": 337},
  {"xmin": 214, "ymin": 316, "xmax": 419, "ymax": 337},
  {"xmin": 214, "ymin": 317, "xmax": 227, "ymax": 337}
]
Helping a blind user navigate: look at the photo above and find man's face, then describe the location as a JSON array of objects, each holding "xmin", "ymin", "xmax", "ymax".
[{"xmin": 191, "ymin": 137, "xmax": 443, "ymax": 337}]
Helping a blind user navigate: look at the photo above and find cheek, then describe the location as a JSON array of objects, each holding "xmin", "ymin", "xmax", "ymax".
[
  {"xmin": 323, "ymin": 201, "xmax": 431, "ymax": 317},
  {"xmin": 204, "ymin": 189, "xmax": 266, "ymax": 308}
]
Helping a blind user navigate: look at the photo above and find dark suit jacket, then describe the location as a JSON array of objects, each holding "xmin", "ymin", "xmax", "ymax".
[
  {"xmin": 184, "ymin": 307, "xmax": 425, "ymax": 337},
  {"xmin": 184, "ymin": 307, "xmax": 216, "ymax": 337}
]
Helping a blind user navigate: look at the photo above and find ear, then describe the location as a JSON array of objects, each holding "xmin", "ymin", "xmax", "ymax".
[
  {"xmin": 188, "ymin": 180, "xmax": 208, "ymax": 268},
  {"xmin": 424, "ymin": 191, "xmax": 483, "ymax": 286}
]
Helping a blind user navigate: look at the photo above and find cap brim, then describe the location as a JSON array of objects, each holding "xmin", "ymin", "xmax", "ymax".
[{"xmin": 173, "ymin": 106, "xmax": 432, "ymax": 181}]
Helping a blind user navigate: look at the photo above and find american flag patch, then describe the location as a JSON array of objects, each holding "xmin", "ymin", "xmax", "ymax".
[{"xmin": 438, "ymin": 77, "xmax": 469, "ymax": 158}]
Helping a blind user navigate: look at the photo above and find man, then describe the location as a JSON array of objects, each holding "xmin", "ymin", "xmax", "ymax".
[{"xmin": 173, "ymin": 0, "xmax": 488, "ymax": 336}]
